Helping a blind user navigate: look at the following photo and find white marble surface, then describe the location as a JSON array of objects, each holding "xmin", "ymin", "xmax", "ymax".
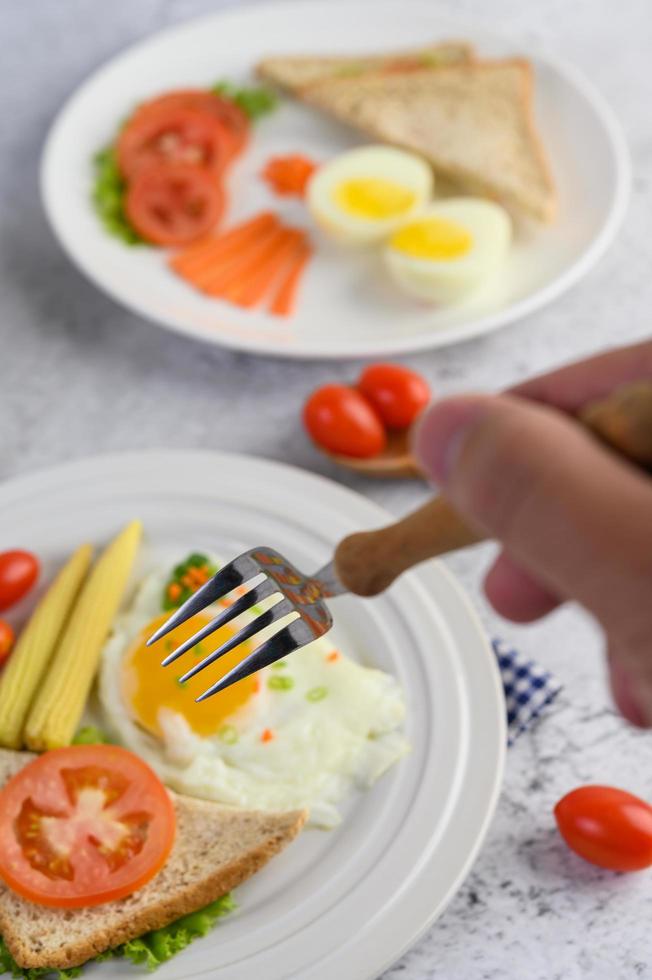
[{"xmin": 1, "ymin": 0, "xmax": 651, "ymax": 977}]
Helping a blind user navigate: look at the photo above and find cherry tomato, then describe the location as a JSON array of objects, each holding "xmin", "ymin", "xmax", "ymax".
[
  {"xmin": 0, "ymin": 550, "xmax": 39, "ymax": 612},
  {"xmin": 358, "ymin": 363, "xmax": 431, "ymax": 430},
  {"xmin": 136, "ymin": 91, "xmax": 249, "ymax": 160},
  {"xmin": 117, "ymin": 105, "xmax": 232, "ymax": 179},
  {"xmin": 0, "ymin": 745, "xmax": 176, "ymax": 908},
  {"xmin": 554, "ymin": 785, "xmax": 652, "ymax": 871},
  {"xmin": 0, "ymin": 620, "xmax": 14, "ymax": 666},
  {"xmin": 303, "ymin": 384, "xmax": 386, "ymax": 458},
  {"xmin": 125, "ymin": 163, "xmax": 225, "ymax": 246}
]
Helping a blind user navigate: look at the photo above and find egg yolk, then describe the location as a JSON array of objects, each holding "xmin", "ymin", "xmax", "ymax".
[
  {"xmin": 334, "ymin": 178, "xmax": 416, "ymax": 220},
  {"xmin": 390, "ymin": 217, "xmax": 473, "ymax": 260},
  {"xmin": 122, "ymin": 612, "xmax": 258, "ymax": 738}
]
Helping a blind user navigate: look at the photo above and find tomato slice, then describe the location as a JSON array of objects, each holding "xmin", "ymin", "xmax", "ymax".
[
  {"xmin": 0, "ymin": 619, "xmax": 14, "ymax": 666},
  {"xmin": 117, "ymin": 104, "xmax": 233, "ymax": 180},
  {"xmin": 125, "ymin": 163, "xmax": 225, "ymax": 246},
  {"xmin": 137, "ymin": 90, "xmax": 250, "ymax": 160},
  {"xmin": 0, "ymin": 745, "xmax": 176, "ymax": 907}
]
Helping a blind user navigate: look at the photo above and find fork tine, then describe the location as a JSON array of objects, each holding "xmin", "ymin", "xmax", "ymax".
[
  {"xmin": 147, "ymin": 559, "xmax": 251, "ymax": 647},
  {"xmin": 178, "ymin": 597, "xmax": 295, "ymax": 684},
  {"xmin": 196, "ymin": 619, "xmax": 314, "ymax": 702},
  {"xmin": 160, "ymin": 577, "xmax": 279, "ymax": 667}
]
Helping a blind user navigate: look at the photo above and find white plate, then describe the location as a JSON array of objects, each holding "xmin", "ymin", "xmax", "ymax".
[
  {"xmin": 0, "ymin": 451, "xmax": 504, "ymax": 979},
  {"xmin": 40, "ymin": 1, "xmax": 629, "ymax": 360}
]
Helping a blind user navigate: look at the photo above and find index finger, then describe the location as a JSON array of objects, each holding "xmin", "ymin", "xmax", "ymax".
[{"xmin": 509, "ymin": 338, "xmax": 652, "ymax": 411}]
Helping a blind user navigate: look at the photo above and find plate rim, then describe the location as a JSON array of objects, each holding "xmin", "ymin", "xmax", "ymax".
[
  {"xmin": 0, "ymin": 448, "xmax": 506, "ymax": 978},
  {"xmin": 39, "ymin": 0, "xmax": 631, "ymax": 360}
]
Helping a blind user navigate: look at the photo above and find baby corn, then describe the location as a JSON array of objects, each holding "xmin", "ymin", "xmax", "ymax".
[
  {"xmin": 24, "ymin": 520, "xmax": 142, "ymax": 751},
  {"xmin": 0, "ymin": 543, "xmax": 93, "ymax": 749}
]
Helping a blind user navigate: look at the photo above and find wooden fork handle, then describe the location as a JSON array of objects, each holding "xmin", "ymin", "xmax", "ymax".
[{"xmin": 334, "ymin": 380, "xmax": 652, "ymax": 597}]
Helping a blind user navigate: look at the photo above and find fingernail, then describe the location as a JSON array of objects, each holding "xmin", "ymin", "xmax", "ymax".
[{"xmin": 412, "ymin": 396, "xmax": 488, "ymax": 486}]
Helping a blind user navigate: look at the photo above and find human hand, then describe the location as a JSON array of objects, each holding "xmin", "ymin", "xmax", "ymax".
[{"xmin": 413, "ymin": 339, "xmax": 652, "ymax": 727}]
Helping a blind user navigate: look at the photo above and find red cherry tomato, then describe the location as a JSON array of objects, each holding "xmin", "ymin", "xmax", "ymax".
[
  {"xmin": 358, "ymin": 363, "xmax": 431, "ymax": 430},
  {"xmin": 136, "ymin": 91, "xmax": 250, "ymax": 160},
  {"xmin": 0, "ymin": 620, "xmax": 14, "ymax": 666},
  {"xmin": 0, "ymin": 550, "xmax": 39, "ymax": 612},
  {"xmin": 303, "ymin": 384, "xmax": 386, "ymax": 458},
  {"xmin": 125, "ymin": 163, "xmax": 225, "ymax": 246},
  {"xmin": 117, "ymin": 105, "xmax": 233, "ymax": 180},
  {"xmin": 554, "ymin": 785, "xmax": 652, "ymax": 871}
]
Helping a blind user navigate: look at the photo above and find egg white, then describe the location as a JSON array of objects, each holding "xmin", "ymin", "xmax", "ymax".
[
  {"xmin": 384, "ymin": 197, "xmax": 512, "ymax": 304},
  {"xmin": 307, "ymin": 145, "xmax": 434, "ymax": 246},
  {"xmin": 99, "ymin": 560, "xmax": 409, "ymax": 828}
]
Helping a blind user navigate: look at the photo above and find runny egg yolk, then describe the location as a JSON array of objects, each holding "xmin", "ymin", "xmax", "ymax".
[
  {"xmin": 122, "ymin": 612, "xmax": 258, "ymax": 738},
  {"xmin": 334, "ymin": 178, "xmax": 416, "ymax": 220},
  {"xmin": 390, "ymin": 217, "xmax": 473, "ymax": 260}
]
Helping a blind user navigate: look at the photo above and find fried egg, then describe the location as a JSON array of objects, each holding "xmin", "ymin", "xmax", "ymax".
[
  {"xmin": 307, "ymin": 145, "xmax": 434, "ymax": 245},
  {"xmin": 99, "ymin": 559, "xmax": 409, "ymax": 828},
  {"xmin": 384, "ymin": 197, "xmax": 512, "ymax": 304}
]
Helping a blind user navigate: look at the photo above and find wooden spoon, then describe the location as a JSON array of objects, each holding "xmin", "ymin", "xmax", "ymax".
[
  {"xmin": 322, "ymin": 381, "xmax": 652, "ymax": 481},
  {"xmin": 327, "ymin": 429, "xmax": 422, "ymax": 479}
]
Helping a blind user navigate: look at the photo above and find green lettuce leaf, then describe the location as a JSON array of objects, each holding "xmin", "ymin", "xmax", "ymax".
[
  {"xmin": 91, "ymin": 147, "xmax": 144, "ymax": 246},
  {"xmin": 0, "ymin": 937, "xmax": 81, "ymax": 980},
  {"xmin": 71, "ymin": 725, "xmax": 112, "ymax": 745},
  {"xmin": 0, "ymin": 895, "xmax": 235, "ymax": 978},
  {"xmin": 211, "ymin": 81, "xmax": 278, "ymax": 120}
]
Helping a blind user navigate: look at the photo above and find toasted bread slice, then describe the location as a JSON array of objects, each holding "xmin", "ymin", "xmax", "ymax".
[
  {"xmin": 257, "ymin": 40, "xmax": 474, "ymax": 91},
  {"xmin": 0, "ymin": 749, "xmax": 306, "ymax": 970},
  {"xmin": 302, "ymin": 59, "xmax": 556, "ymax": 222}
]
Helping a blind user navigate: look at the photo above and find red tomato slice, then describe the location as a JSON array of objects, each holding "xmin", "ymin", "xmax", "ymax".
[
  {"xmin": 554, "ymin": 785, "xmax": 652, "ymax": 871},
  {"xmin": 358, "ymin": 363, "xmax": 431, "ymax": 430},
  {"xmin": 303, "ymin": 384, "xmax": 386, "ymax": 458},
  {"xmin": 117, "ymin": 105, "xmax": 233, "ymax": 180},
  {"xmin": 0, "ymin": 745, "xmax": 176, "ymax": 908},
  {"xmin": 137, "ymin": 90, "xmax": 250, "ymax": 159},
  {"xmin": 0, "ymin": 550, "xmax": 39, "ymax": 611},
  {"xmin": 125, "ymin": 163, "xmax": 225, "ymax": 246}
]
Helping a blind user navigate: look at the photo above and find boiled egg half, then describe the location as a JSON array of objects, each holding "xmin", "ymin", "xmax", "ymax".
[
  {"xmin": 307, "ymin": 145, "xmax": 434, "ymax": 245},
  {"xmin": 384, "ymin": 198, "xmax": 512, "ymax": 304}
]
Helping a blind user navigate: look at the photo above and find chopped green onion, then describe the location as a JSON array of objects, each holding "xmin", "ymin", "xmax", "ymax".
[
  {"xmin": 306, "ymin": 686, "xmax": 328, "ymax": 703},
  {"xmin": 270, "ymin": 660, "xmax": 288, "ymax": 670},
  {"xmin": 268, "ymin": 675, "xmax": 294, "ymax": 691},
  {"xmin": 218, "ymin": 724, "xmax": 239, "ymax": 745}
]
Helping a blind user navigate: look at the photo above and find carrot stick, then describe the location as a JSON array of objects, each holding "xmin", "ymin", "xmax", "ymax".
[
  {"xmin": 170, "ymin": 212, "xmax": 278, "ymax": 275},
  {"xmin": 180, "ymin": 223, "xmax": 284, "ymax": 293},
  {"xmin": 268, "ymin": 239, "xmax": 312, "ymax": 317},
  {"xmin": 224, "ymin": 230, "xmax": 303, "ymax": 308},
  {"xmin": 204, "ymin": 226, "xmax": 293, "ymax": 298}
]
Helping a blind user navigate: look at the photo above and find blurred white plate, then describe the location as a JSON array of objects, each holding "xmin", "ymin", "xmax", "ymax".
[
  {"xmin": 0, "ymin": 451, "xmax": 504, "ymax": 979},
  {"xmin": 40, "ymin": 1, "xmax": 629, "ymax": 359}
]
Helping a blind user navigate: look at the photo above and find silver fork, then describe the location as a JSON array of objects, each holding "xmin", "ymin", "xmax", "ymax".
[
  {"xmin": 147, "ymin": 379, "xmax": 652, "ymax": 701},
  {"xmin": 147, "ymin": 548, "xmax": 347, "ymax": 701}
]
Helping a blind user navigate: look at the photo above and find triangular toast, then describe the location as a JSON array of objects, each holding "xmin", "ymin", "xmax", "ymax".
[
  {"xmin": 257, "ymin": 40, "xmax": 474, "ymax": 91},
  {"xmin": 0, "ymin": 749, "xmax": 306, "ymax": 970},
  {"xmin": 302, "ymin": 59, "xmax": 556, "ymax": 222}
]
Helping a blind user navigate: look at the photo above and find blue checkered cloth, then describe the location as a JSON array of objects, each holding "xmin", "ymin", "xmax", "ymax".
[{"xmin": 493, "ymin": 638, "xmax": 562, "ymax": 745}]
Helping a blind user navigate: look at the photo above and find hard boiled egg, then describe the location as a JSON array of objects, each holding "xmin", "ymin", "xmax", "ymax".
[
  {"xmin": 383, "ymin": 198, "xmax": 512, "ymax": 304},
  {"xmin": 307, "ymin": 145, "xmax": 433, "ymax": 245}
]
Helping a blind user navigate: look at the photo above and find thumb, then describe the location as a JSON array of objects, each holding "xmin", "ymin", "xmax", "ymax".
[{"xmin": 413, "ymin": 394, "xmax": 652, "ymax": 648}]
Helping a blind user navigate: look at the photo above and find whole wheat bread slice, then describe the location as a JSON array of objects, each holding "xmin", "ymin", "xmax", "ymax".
[
  {"xmin": 0, "ymin": 749, "xmax": 306, "ymax": 970},
  {"xmin": 302, "ymin": 59, "xmax": 556, "ymax": 222},
  {"xmin": 257, "ymin": 40, "xmax": 474, "ymax": 91}
]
